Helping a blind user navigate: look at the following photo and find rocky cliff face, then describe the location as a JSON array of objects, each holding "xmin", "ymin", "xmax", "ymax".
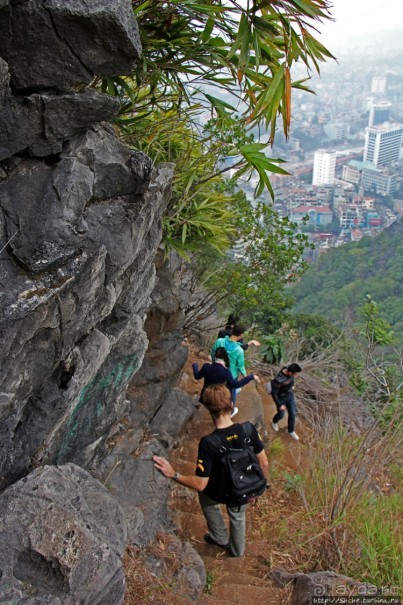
[
  {"xmin": 0, "ymin": 0, "xmax": 169, "ymax": 488},
  {"xmin": 0, "ymin": 2, "xmax": 200, "ymax": 603}
]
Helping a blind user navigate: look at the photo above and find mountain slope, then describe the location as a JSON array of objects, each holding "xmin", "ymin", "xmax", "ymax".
[{"xmin": 291, "ymin": 221, "xmax": 403, "ymax": 341}]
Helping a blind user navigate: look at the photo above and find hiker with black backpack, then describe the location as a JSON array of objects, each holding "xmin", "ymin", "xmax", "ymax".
[{"xmin": 152, "ymin": 383, "xmax": 269, "ymax": 557}]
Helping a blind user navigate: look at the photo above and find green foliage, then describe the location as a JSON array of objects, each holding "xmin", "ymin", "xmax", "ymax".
[
  {"xmin": 123, "ymin": 108, "xmax": 241, "ymax": 256},
  {"xmin": 193, "ymin": 193, "xmax": 310, "ymax": 332},
  {"xmin": 95, "ymin": 0, "xmax": 334, "ymax": 253},
  {"xmin": 114, "ymin": 0, "xmax": 334, "ymax": 138},
  {"xmin": 283, "ymin": 471, "xmax": 303, "ymax": 492},
  {"xmin": 345, "ymin": 356, "xmax": 369, "ymax": 397},
  {"xmin": 361, "ymin": 297, "xmax": 395, "ymax": 347},
  {"xmin": 347, "ymin": 494, "xmax": 403, "ymax": 588},
  {"xmin": 268, "ymin": 436, "xmax": 286, "ymax": 461},
  {"xmin": 205, "ymin": 571, "xmax": 214, "ymax": 595},
  {"xmin": 288, "ymin": 313, "xmax": 341, "ymax": 357},
  {"xmin": 93, "ymin": 1, "xmax": 335, "ymax": 320},
  {"xmin": 340, "ymin": 298, "xmax": 402, "ymax": 430},
  {"xmin": 291, "ymin": 222, "xmax": 403, "ymax": 351},
  {"xmin": 260, "ymin": 334, "xmax": 285, "ymax": 364}
]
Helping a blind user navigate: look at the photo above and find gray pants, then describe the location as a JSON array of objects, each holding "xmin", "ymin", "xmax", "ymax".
[{"xmin": 198, "ymin": 491, "xmax": 248, "ymax": 557}]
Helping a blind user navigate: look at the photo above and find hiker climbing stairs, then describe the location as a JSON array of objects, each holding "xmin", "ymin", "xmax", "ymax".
[{"xmin": 169, "ymin": 376, "xmax": 298, "ymax": 604}]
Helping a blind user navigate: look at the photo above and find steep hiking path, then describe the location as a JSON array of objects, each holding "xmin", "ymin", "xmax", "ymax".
[{"xmin": 169, "ymin": 352, "xmax": 310, "ymax": 604}]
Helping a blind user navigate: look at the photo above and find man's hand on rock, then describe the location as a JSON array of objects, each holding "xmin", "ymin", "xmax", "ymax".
[{"xmin": 152, "ymin": 455, "xmax": 176, "ymax": 479}]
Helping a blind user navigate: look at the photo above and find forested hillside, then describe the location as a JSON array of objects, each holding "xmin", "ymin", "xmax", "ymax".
[{"xmin": 291, "ymin": 221, "xmax": 403, "ymax": 343}]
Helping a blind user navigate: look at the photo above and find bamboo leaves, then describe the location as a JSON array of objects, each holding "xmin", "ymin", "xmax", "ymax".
[
  {"xmin": 235, "ymin": 143, "xmax": 289, "ymax": 198},
  {"xmin": 96, "ymin": 1, "xmax": 335, "ymax": 255}
]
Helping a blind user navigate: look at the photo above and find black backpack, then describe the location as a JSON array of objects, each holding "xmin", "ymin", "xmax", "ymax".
[{"xmin": 207, "ymin": 422, "xmax": 268, "ymax": 507}]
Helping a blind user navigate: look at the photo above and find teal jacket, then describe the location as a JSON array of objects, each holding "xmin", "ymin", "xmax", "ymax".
[{"xmin": 211, "ymin": 336, "xmax": 246, "ymax": 379}]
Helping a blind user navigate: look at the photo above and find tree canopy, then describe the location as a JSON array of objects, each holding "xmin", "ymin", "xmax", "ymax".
[{"xmin": 291, "ymin": 222, "xmax": 403, "ymax": 349}]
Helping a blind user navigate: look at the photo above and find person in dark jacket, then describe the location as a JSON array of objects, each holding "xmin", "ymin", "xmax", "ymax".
[
  {"xmin": 192, "ymin": 347, "xmax": 260, "ymax": 418},
  {"xmin": 270, "ymin": 363, "xmax": 302, "ymax": 440}
]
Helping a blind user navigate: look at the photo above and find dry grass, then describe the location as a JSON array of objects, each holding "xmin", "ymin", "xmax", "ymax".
[
  {"xmin": 249, "ymin": 485, "xmax": 327, "ymax": 572},
  {"xmin": 249, "ymin": 412, "xmax": 402, "ymax": 587},
  {"xmin": 123, "ymin": 534, "xmax": 194, "ymax": 605}
]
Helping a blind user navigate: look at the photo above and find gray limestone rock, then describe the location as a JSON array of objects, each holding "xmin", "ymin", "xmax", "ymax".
[
  {"xmin": 0, "ymin": 125, "xmax": 153, "ymax": 273},
  {"xmin": 96, "ymin": 388, "xmax": 197, "ymax": 544},
  {"xmin": 0, "ymin": 0, "xmax": 141, "ymax": 90},
  {"xmin": 144, "ymin": 536, "xmax": 206, "ymax": 603},
  {"xmin": 0, "ymin": 90, "xmax": 119, "ymax": 161},
  {"xmin": 65, "ymin": 124, "xmax": 153, "ymax": 200},
  {"xmin": 174, "ymin": 541, "xmax": 206, "ymax": 603},
  {"xmin": 98, "ymin": 438, "xmax": 172, "ymax": 546},
  {"xmin": 0, "ymin": 464, "xmax": 128, "ymax": 605},
  {"xmin": 0, "ymin": 157, "xmax": 174, "ymax": 489},
  {"xmin": 127, "ymin": 251, "xmax": 191, "ymax": 427},
  {"xmin": 269, "ymin": 569, "xmax": 379, "ymax": 604},
  {"xmin": 0, "ymin": 57, "xmax": 10, "ymax": 103},
  {"xmin": 45, "ymin": 0, "xmax": 142, "ymax": 76},
  {"xmin": 150, "ymin": 388, "xmax": 197, "ymax": 448}
]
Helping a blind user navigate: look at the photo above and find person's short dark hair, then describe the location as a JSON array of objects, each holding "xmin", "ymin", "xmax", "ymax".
[
  {"xmin": 226, "ymin": 313, "xmax": 239, "ymax": 327},
  {"xmin": 232, "ymin": 324, "xmax": 246, "ymax": 337},
  {"xmin": 214, "ymin": 347, "xmax": 230, "ymax": 368},
  {"xmin": 203, "ymin": 384, "xmax": 232, "ymax": 418},
  {"xmin": 287, "ymin": 363, "xmax": 302, "ymax": 374}
]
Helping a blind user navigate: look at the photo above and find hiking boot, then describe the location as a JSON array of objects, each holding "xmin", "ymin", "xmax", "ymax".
[
  {"xmin": 230, "ymin": 406, "xmax": 239, "ymax": 418},
  {"xmin": 204, "ymin": 533, "xmax": 229, "ymax": 548},
  {"xmin": 289, "ymin": 431, "xmax": 300, "ymax": 441},
  {"xmin": 271, "ymin": 421, "xmax": 279, "ymax": 432}
]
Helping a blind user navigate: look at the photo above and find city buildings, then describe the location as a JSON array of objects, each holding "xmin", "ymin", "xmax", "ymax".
[
  {"xmin": 324, "ymin": 121, "xmax": 350, "ymax": 142},
  {"xmin": 312, "ymin": 149, "xmax": 336, "ymax": 186},
  {"xmin": 368, "ymin": 101, "xmax": 392, "ymax": 126},
  {"xmin": 342, "ymin": 160, "xmax": 396, "ymax": 195},
  {"xmin": 244, "ymin": 43, "xmax": 403, "ymax": 257},
  {"xmin": 363, "ymin": 123, "xmax": 403, "ymax": 167},
  {"xmin": 361, "ymin": 166, "xmax": 396, "ymax": 196},
  {"xmin": 371, "ymin": 76, "xmax": 387, "ymax": 95},
  {"xmin": 291, "ymin": 205, "xmax": 333, "ymax": 226}
]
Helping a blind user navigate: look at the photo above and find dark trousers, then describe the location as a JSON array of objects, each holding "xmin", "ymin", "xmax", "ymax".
[{"xmin": 272, "ymin": 393, "xmax": 297, "ymax": 433}]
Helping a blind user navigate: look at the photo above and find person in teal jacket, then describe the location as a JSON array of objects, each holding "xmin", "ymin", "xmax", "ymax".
[{"xmin": 211, "ymin": 324, "xmax": 260, "ymax": 404}]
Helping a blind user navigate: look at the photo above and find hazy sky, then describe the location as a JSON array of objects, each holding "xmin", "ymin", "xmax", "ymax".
[{"xmin": 317, "ymin": 0, "xmax": 403, "ymax": 44}]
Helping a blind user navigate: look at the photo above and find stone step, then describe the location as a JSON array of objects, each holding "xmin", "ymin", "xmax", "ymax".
[
  {"xmin": 214, "ymin": 571, "xmax": 271, "ymax": 587},
  {"xmin": 198, "ymin": 594, "xmax": 232, "ymax": 605},
  {"xmin": 213, "ymin": 582, "xmax": 286, "ymax": 604},
  {"xmin": 201, "ymin": 554, "xmax": 265, "ymax": 577}
]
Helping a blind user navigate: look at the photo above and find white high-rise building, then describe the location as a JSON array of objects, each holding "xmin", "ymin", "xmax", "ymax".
[
  {"xmin": 364, "ymin": 123, "xmax": 403, "ymax": 167},
  {"xmin": 368, "ymin": 101, "xmax": 392, "ymax": 127},
  {"xmin": 371, "ymin": 76, "xmax": 386, "ymax": 95},
  {"xmin": 312, "ymin": 150, "xmax": 336, "ymax": 186}
]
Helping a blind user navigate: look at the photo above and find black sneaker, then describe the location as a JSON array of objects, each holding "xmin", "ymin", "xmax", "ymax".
[{"xmin": 203, "ymin": 533, "xmax": 229, "ymax": 548}]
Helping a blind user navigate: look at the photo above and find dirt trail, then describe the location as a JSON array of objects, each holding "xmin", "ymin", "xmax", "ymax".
[{"xmin": 169, "ymin": 361, "xmax": 308, "ymax": 604}]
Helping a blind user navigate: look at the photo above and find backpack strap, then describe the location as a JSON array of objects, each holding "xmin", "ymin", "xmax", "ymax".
[
  {"xmin": 207, "ymin": 423, "xmax": 254, "ymax": 453},
  {"xmin": 240, "ymin": 421, "xmax": 255, "ymax": 447},
  {"xmin": 205, "ymin": 431, "xmax": 228, "ymax": 454}
]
